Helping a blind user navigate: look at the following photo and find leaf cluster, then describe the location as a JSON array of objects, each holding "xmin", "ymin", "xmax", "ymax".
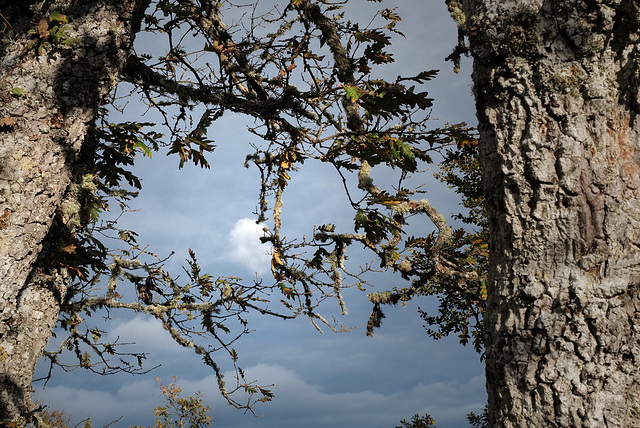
[
  {"xmin": 27, "ymin": 11, "xmax": 79, "ymax": 55},
  {"xmin": 149, "ymin": 376, "xmax": 213, "ymax": 428}
]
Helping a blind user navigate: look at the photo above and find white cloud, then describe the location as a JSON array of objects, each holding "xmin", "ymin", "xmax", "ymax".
[{"xmin": 228, "ymin": 218, "xmax": 272, "ymax": 274}]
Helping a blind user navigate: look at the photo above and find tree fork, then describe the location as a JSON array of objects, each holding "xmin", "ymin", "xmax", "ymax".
[
  {"xmin": 458, "ymin": 0, "xmax": 640, "ymax": 426},
  {"xmin": 0, "ymin": 0, "xmax": 149, "ymax": 421}
]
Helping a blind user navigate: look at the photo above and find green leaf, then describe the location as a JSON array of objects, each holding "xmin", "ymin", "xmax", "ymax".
[
  {"xmin": 134, "ymin": 139, "xmax": 152, "ymax": 157},
  {"xmin": 49, "ymin": 11, "xmax": 69, "ymax": 24},
  {"xmin": 10, "ymin": 87, "xmax": 26, "ymax": 97},
  {"xmin": 344, "ymin": 85, "xmax": 362, "ymax": 102}
]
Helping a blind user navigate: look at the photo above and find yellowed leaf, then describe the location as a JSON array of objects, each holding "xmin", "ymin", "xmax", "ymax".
[{"xmin": 272, "ymin": 250, "xmax": 284, "ymax": 266}]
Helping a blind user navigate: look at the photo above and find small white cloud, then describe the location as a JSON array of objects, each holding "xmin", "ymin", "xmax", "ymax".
[{"xmin": 228, "ymin": 218, "xmax": 272, "ymax": 274}]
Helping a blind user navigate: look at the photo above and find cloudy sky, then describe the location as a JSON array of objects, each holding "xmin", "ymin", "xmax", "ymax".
[{"xmin": 33, "ymin": 1, "xmax": 484, "ymax": 427}]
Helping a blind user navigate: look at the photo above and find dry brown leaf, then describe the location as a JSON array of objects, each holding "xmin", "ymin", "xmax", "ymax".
[
  {"xmin": 36, "ymin": 17, "xmax": 49, "ymax": 38},
  {"xmin": 0, "ymin": 116, "xmax": 16, "ymax": 127}
]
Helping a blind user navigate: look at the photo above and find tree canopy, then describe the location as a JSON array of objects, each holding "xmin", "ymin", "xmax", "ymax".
[{"xmin": 0, "ymin": 0, "xmax": 486, "ymax": 424}]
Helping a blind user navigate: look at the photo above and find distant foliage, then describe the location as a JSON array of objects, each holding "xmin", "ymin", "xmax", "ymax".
[
  {"xmin": 466, "ymin": 406, "xmax": 489, "ymax": 428},
  {"xmin": 28, "ymin": 401, "xmax": 93, "ymax": 428},
  {"xmin": 395, "ymin": 413, "xmax": 437, "ymax": 428},
  {"xmin": 395, "ymin": 406, "xmax": 488, "ymax": 428},
  {"xmin": 147, "ymin": 377, "xmax": 213, "ymax": 428},
  {"xmin": 31, "ymin": 405, "xmax": 83, "ymax": 428}
]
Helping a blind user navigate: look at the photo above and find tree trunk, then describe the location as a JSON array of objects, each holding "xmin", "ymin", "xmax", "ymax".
[
  {"xmin": 0, "ymin": 0, "xmax": 148, "ymax": 421},
  {"xmin": 460, "ymin": 0, "xmax": 640, "ymax": 426}
]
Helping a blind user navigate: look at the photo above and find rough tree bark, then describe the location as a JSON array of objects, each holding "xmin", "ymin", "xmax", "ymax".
[
  {"xmin": 0, "ymin": 0, "xmax": 148, "ymax": 421},
  {"xmin": 459, "ymin": 0, "xmax": 640, "ymax": 426}
]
